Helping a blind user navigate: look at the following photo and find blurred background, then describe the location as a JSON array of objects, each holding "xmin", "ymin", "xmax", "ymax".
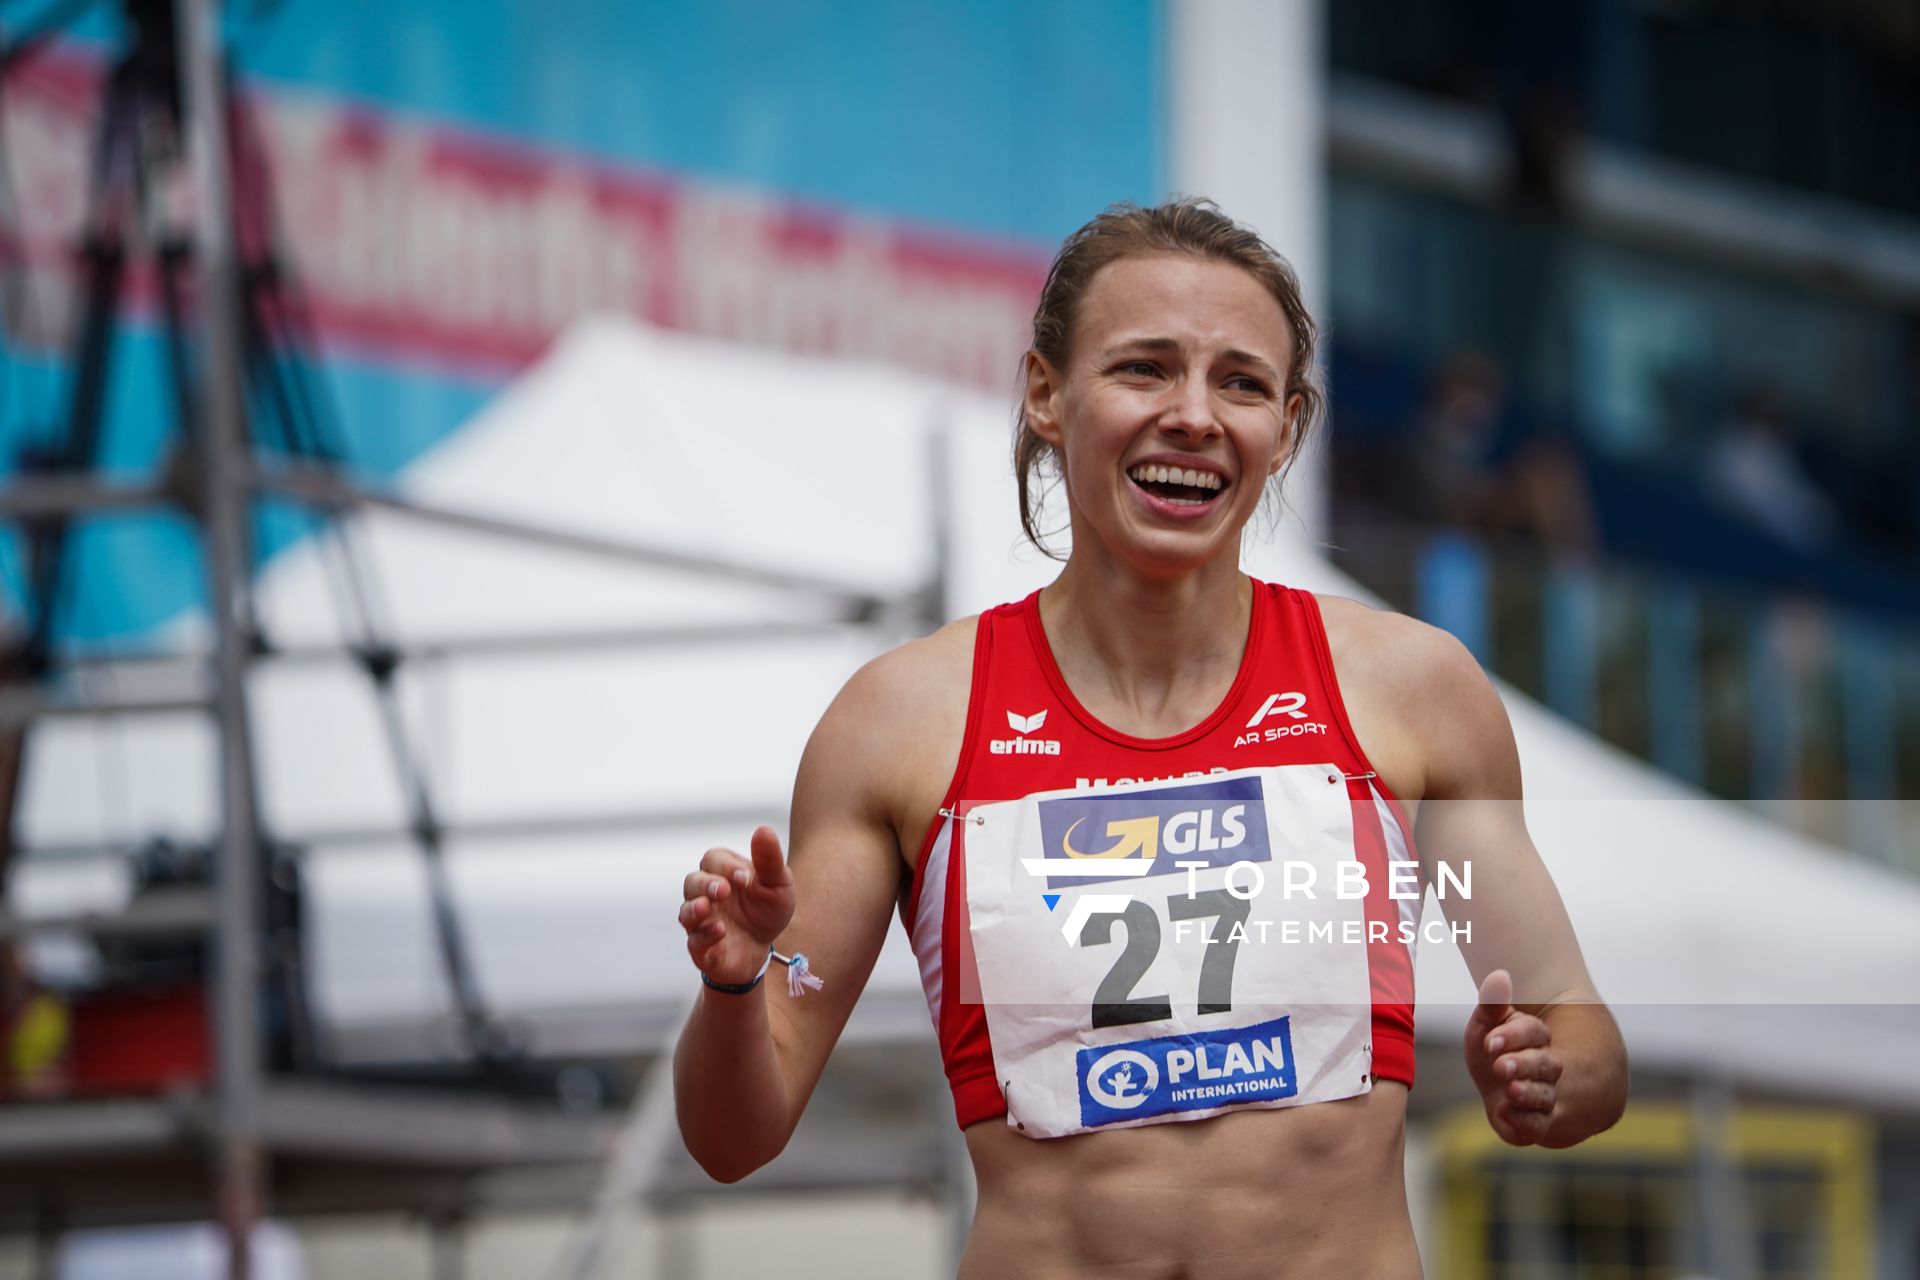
[{"xmin": 0, "ymin": 0, "xmax": 1915, "ymax": 1276}]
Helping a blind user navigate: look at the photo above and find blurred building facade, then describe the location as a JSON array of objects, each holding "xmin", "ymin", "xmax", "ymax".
[
  {"xmin": 1324, "ymin": 0, "xmax": 1920, "ymax": 869},
  {"xmin": 1322, "ymin": 4, "xmax": 1920, "ymax": 1277}
]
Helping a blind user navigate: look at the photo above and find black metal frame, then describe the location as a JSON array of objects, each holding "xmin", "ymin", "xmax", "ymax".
[
  {"xmin": 0, "ymin": 0, "xmax": 503, "ymax": 1078},
  {"xmin": 0, "ymin": 6, "xmax": 946, "ymax": 1275}
]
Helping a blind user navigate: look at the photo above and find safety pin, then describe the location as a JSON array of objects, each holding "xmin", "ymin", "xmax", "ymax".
[{"xmin": 937, "ymin": 807, "xmax": 986, "ymax": 825}]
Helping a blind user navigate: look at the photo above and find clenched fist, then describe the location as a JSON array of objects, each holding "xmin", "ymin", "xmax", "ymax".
[
  {"xmin": 1464, "ymin": 968, "xmax": 1564, "ymax": 1146},
  {"xmin": 679, "ymin": 826, "xmax": 798, "ymax": 987}
]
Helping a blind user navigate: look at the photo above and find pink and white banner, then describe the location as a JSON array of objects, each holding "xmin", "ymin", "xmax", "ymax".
[{"xmin": 1, "ymin": 52, "xmax": 1047, "ymax": 390}]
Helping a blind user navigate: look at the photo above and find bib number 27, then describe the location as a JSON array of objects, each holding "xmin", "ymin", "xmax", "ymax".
[{"xmin": 1083, "ymin": 890, "xmax": 1250, "ymax": 1029}]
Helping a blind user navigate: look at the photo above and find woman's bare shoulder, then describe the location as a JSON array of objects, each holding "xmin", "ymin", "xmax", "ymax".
[
  {"xmin": 1310, "ymin": 592, "xmax": 1477, "ymax": 697},
  {"xmin": 803, "ymin": 615, "xmax": 980, "ymax": 854},
  {"xmin": 1309, "ymin": 592, "xmax": 1499, "ymax": 805},
  {"xmin": 832, "ymin": 614, "xmax": 978, "ymax": 730}
]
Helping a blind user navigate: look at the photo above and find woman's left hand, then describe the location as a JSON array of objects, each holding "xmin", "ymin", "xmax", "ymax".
[{"xmin": 1464, "ymin": 968, "xmax": 1564, "ymax": 1146}]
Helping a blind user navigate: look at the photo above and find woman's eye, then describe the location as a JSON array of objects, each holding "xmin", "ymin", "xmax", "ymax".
[
  {"xmin": 1227, "ymin": 376, "xmax": 1271, "ymax": 395},
  {"xmin": 1120, "ymin": 361, "xmax": 1160, "ymax": 377}
]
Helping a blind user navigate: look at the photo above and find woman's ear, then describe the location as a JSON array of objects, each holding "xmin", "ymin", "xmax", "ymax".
[
  {"xmin": 1267, "ymin": 392, "xmax": 1303, "ymax": 478},
  {"xmin": 1023, "ymin": 351, "xmax": 1066, "ymax": 447}
]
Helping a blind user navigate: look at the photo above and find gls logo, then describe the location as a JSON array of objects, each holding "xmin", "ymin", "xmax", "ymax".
[
  {"xmin": 1235, "ymin": 690, "xmax": 1329, "ymax": 748},
  {"xmin": 990, "ymin": 708, "xmax": 1062, "ymax": 757},
  {"xmin": 1034, "ymin": 776, "xmax": 1271, "ymax": 888}
]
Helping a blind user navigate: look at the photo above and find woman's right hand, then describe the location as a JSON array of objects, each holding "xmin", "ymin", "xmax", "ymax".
[{"xmin": 679, "ymin": 825, "xmax": 798, "ymax": 987}]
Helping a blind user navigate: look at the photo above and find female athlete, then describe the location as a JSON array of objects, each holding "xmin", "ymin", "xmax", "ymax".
[{"xmin": 674, "ymin": 199, "xmax": 1628, "ymax": 1279}]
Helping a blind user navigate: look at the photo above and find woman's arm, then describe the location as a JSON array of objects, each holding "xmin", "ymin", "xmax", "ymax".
[
  {"xmin": 1407, "ymin": 627, "xmax": 1630, "ymax": 1148},
  {"xmin": 672, "ymin": 825, "xmax": 803, "ymax": 1183},
  {"xmin": 673, "ymin": 653, "xmax": 923, "ymax": 1182}
]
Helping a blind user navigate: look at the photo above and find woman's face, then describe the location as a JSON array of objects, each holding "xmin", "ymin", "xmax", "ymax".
[{"xmin": 1025, "ymin": 253, "xmax": 1300, "ymax": 579}]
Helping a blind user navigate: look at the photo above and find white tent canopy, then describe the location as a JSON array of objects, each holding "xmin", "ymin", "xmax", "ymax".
[{"xmin": 16, "ymin": 317, "xmax": 1920, "ymax": 1108}]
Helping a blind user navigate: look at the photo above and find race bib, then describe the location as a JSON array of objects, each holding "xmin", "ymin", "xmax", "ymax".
[{"xmin": 965, "ymin": 765, "xmax": 1374, "ymax": 1138}]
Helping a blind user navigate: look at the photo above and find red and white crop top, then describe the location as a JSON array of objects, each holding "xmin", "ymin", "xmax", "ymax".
[{"xmin": 897, "ymin": 581, "xmax": 1421, "ymax": 1129}]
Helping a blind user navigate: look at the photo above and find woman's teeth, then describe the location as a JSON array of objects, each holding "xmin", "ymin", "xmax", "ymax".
[
  {"xmin": 1128, "ymin": 464, "xmax": 1223, "ymax": 491},
  {"xmin": 1127, "ymin": 463, "xmax": 1225, "ymax": 506}
]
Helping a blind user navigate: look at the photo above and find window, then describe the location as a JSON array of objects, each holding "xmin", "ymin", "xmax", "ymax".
[{"xmin": 1433, "ymin": 1102, "xmax": 1874, "ymax": 1280}]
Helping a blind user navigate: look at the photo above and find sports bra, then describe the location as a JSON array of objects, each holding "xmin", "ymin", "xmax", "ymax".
[{"xmin": 896, "ymin": 581, "xmax": 1421, "ymax": 1130}]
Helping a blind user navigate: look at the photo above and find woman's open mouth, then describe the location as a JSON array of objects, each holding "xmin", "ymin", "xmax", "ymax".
[{"xmin": 1126, "ymin": 462, "xmax": 1228, "ymax": 514}]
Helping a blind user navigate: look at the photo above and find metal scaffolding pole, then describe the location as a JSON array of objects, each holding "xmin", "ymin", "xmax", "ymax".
[
  {"xmin": 0, "ymin": 4, "xmax": 963, "ymax": 1263},
  {"xmin": 174, "ymin": 0, "xmax": 263, "ymax": 1274},
  {"xmin": 251, "ymin": 464, "xmax": 892, "ymax": 614}
]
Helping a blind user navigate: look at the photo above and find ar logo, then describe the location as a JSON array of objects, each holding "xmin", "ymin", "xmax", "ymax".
[{"xmin": 1245, "ymin": 692, "xmax": 1308, "ymax": 728}]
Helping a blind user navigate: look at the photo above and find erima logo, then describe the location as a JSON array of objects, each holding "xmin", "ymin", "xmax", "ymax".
[
  {"xmin": 990, "ymin": 707, "xmax": 1061, "ymax": 756},
  {"xmin": 1077, "ymin": 1015, "xmax": 1297, "ymax": 1127},
  {"xmin": 1034, "ymin": 776, "xmax": 1270, "ymax": 888}
]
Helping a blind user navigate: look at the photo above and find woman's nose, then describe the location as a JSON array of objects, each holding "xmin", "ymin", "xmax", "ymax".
[{"xmin": 1161, "ymin": 378, "xmax": 1220, "ymax": 438}]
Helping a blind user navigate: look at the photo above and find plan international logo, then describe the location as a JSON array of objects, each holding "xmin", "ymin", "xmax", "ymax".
[{"xmin": 1077, "ymin": 1015, "xmax": 1298, "ymax": 1127}]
